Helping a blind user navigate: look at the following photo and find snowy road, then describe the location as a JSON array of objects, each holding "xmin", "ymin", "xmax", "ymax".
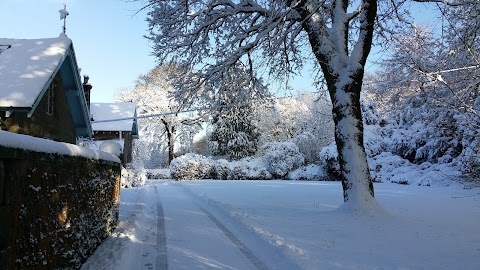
[
  {"xmin": 153, "ymin": 186, "xmax": 167, "ymax": 270},
  {"xmin": 81, "ymin": 180, "xmax": 480, "ymax": 270},
  {"xmin": 151, "ymin": 181, "xmax": 274, "ymax": 269},
  {"xmin": 81, "ymin": 180, "xmax": 296, "ymax": 270}
]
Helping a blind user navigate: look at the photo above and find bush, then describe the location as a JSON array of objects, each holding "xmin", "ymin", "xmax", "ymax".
[
  {"xmin": 457, "ymin": 140, "xmax": 480, "ymax": 187},
  {"xmin": 145, "ymin": 169, "xmax": 171, "ymax": 179},
  {"xmin": 228, "ymin": 158, "xmax": 272, "ymax": 180},
  {"xmin": 169, "ymin": 153, "xmax": 214, "ymax": 180},
  {"xmin": 261, "ymin": 142, "xmax": 304, "ymax": 178},
  {"xmin": 169, "ymin": 150, "xmax": 333, "ymax": 181},
  {"xmin": 288, "ymin": 164, "xmax": 333, "ymax": 181},
  {"xmin": 121, "ymin": 162, "xmax": 147, "ymax": 187},
  {"xmin": 319, "ymin": 142, "xmax": 340, "ymax": 177},
  {"xmin": 211, "ymin": 159, "xmax": 231, "ymax": 180},
  {"xmin": 291, "ymin": 132, "xmax": 320, "ymax": 164},
  {"xmin": 364, "ymin": 124, "xmax": 387, "ymax": 157},
  {"xmin": 168, "ymin": 154, "xmax": 274, "ymax": 180}
]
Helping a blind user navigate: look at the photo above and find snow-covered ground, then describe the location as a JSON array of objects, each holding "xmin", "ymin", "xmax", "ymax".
[{"xmin": 82, "ymin": 180, "xmax": 480, "ymax": 270}]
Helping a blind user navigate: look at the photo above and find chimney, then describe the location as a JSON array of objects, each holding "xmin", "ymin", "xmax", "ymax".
[{"xmin": 82, "ymin": 75, "xmax": 92, "ymax": 111}]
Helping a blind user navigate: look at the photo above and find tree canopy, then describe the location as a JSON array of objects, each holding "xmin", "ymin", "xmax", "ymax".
[{"xmin": 143, "ymin": 0, "xmax": 478, "ymax": 208}]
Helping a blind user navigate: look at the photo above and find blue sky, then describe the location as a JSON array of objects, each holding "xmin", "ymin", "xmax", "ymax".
[
  {"xmin": 0, "ymin": 0, "xmax": 156, "ymax": 103},
  {"xmin": 0, "ymin": 0, "xmax": 440, "ymax": 102}
]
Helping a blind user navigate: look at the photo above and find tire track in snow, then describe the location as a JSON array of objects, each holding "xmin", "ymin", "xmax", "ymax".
[
  {"xmin": 154, "ymin": 186, "xmax": 168, "ymax": 270},
  {"xmin": 199, "ymin": 207, "xmax": 269, "ymax": 270}
]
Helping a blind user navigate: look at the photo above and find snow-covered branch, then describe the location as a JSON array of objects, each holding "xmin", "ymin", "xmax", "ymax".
[
  {"xmin": 413, "ymin": 0, "xmax": 478, "ymax": 7},
  {"xmin": 144, "ymin": 0, "xmax": 379, "ymax": 203}
]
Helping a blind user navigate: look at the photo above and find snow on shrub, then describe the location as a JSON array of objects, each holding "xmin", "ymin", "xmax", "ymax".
[
  {"xmin": 369, "ymin": 152, "xmax": 460, "ymax": 186},
  {"xmin": 169, "ymin": 153, "xmax": 214, "ymax": 180},
  {"xmin": 292, "ymin": 132, "xmax": 320, "ymax": 164},
  {"xmin": 169, "ymin": 154, "xmax": 274, "ymax": 180},
  {"xmin": 368, "ymin": 152, "xmax": 411, "ymax": 184},
  {"xmin": 99, "ymin": 141, "xmax": 123, "ymax": 157},
  {"xmin": 261, "ymin": 142, "xmax": 304, "ymax": 178},
  {"xmin": 121, "ymin": 163, "xmax": 147, "ymax": 188},
  {"xmin": 458, "ymin": 138, "xmax": 480, "ymax": 186},
  {"xmin": 212, "ymin": 159, "xmax": 231, "ymax": 180},
  {"xmin": 319, "ymin": 142, "xmax": 340, "ymax": 176},
  {"xmin": 361, "ymin": 100, "xmax": 380, "ymax": 125},
  {"xmin": 288, "ymin": 164, "xmax": 331, "ymax": 181},
  {"xmin": 364, "ymin": 124, "xmax": 387, "ymax": 157},
  {"xmin": 229, "ymin": 158, "xmax": 272, "ymax": 180},
  {"xmin": 319, "ymin": 123, "xmax": 386, "ymax": 178},
  {"xmin": 145, "ymin": 169, "xmax": 171, "ymax": 179}
]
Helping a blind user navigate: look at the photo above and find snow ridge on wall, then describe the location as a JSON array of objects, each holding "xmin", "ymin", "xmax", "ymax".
[{"xmin": 0, "ymin": 131, "xmax": 120, "ymax": 163}]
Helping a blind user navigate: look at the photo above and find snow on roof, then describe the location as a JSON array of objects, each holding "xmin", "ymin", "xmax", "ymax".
[
  {"xmin": 90, "ymin": 102, "xmax": 137, "ymax": 132},
  {"xmin": 0, "ymin": 130, "xmax": 120, "ymax": 163},
  {"xmin": 0, "ymin": 34, "xmax": 72, "ymax": 108}
]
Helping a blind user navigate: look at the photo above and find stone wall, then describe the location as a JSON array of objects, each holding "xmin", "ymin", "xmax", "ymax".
[{"xmin": 0, "ymin": 146, "xmax": 121, "ymax": 270}]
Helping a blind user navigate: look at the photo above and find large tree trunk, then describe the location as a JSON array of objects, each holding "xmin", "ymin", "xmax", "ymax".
[
  {"xmin": 321, "ymin": 65, "xmax": 376, "ymax": 208},
  {"xmin": 298, "ymin": 0, "xmax": 378, "ymax": 208},
  {"xmin": 324, "ymin": 70, "xmax": 377, "ymax": 210},
  {"xmin": 328, "ymin": 80, "xmax": 375, "ymax": 204}
]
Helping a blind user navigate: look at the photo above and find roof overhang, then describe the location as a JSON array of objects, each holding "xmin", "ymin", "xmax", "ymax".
[
  {"xmin": 131, "ymin": 108, "xmax": 139, "ymax": 138},
  {"xmin": 0, "ymin": 107, "xmax": 30, "ymax": 117},
  {"xmin": 59, "ymin": 45, "xmax": 93, "ymax": 138}
]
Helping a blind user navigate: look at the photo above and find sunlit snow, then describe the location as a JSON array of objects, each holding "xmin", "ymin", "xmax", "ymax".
[{"xmin": 82, "ymin": 180, "xmax": 480, "ymax": 270}]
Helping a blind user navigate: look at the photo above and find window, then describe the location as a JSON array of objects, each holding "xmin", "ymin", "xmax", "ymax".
[{"xmin": 46, "ymin": 81, "xmax": 55, "ymax": 116}]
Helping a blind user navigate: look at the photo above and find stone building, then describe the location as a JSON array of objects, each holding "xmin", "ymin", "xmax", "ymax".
[
  {"xmin": 0, "ymin": 34, "xmax": 92, "ymax": 143},
  {"xmin": 90, "ymin": 102, "xmax": 139, "ymax": 165}
]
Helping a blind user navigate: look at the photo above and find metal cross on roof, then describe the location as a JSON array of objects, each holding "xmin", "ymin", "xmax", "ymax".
[{"xmin": 59, "ymin": 4, "xmax": 69, "ymax": 34}]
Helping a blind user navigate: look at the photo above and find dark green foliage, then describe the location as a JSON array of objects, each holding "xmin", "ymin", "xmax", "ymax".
[{"xmin": 208, "ymin": 64, "xmax": 265, "ymax": 160}]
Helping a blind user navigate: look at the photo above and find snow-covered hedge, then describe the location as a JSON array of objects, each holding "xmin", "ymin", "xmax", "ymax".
[
  {"xmin": 319, "ymin": 142, "xmax": 340, "ymax": 176},
  {"xmin": 229, "ymin": 158, "xmax": 272, "ymax": 180},
  {"xmin": 459, "ymin": 138, "xmax": 480, "ymax": 185},
  {"xmin": 292, "ymin": 132, "xmax": 319, "ymax": 164},
  {"xmin": 261, "ymin": 142, "xmax": 305, "ymax": 178},
  {"xmin": 211, "ymin": 159, "xmax": 231, "ymax": 180},
  {"xmin": 121, "ymin": 163, "xmax": 147, "ymax": 187},
  {"xmin": 170, "ymin": 153, "xmax": 215, "ymax": 180},
  {"xmin": 369, "ymin": 152, "xmax": 460, "ymax": 186},
  {"xmin": 169, "ymin": 141, "xmax": 308, "ymax": 180},
  {"xmin": 0, "ymin": 143, "xmax": 120, "ymax": 269},
  {"xmin": 288, "ymin": 164, "xmax": 331, "ymax": 181},
  {"xmin": 168, "ymin": 154, "xmax": 273, "ymax": 180},
  {"xmin": 145, "ymin": 168, "xmax": 172, "ymax": 179}
]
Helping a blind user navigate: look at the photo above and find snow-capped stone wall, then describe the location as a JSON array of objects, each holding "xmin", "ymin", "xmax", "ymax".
[{"xmin": 0, "ymin": 145, "xmax": 121, "ymax": 270}]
